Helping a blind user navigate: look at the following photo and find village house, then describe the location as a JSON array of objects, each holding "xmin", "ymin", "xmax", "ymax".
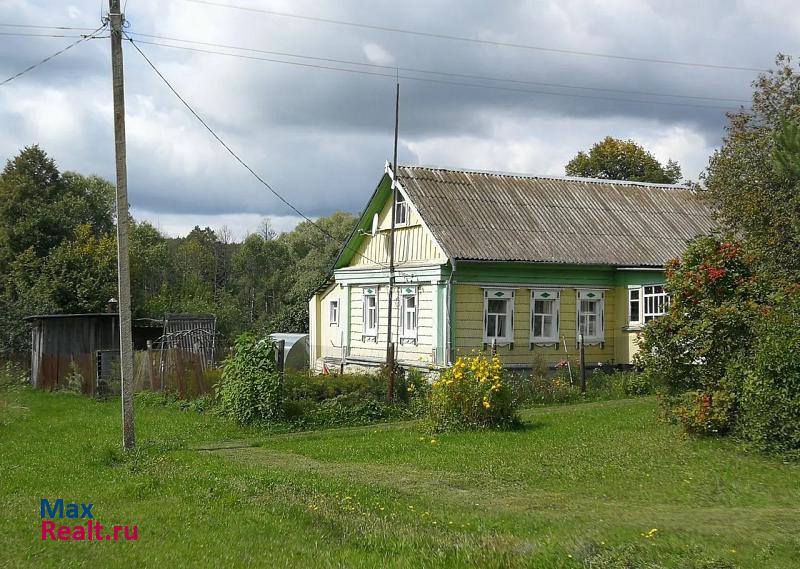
[{"xmin": 308, "ymin": 163, "xmax": 714, "ymax": 373}]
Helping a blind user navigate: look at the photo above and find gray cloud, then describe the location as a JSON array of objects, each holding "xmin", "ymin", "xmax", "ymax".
[{"xmin": 1, "ymin": 0, "xmax": 795, "ymax": 237}]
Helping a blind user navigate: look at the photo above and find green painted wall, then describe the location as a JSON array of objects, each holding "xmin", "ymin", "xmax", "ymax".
[{"xmin": 454, "ymin": 262, "xmax": 617, "ymax": 286}]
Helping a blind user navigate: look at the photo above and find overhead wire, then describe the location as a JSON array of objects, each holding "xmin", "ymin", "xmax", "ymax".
[
  {"xmin": 124, "ymin": 35, "xmax": 414, "ymax": 277},
  {"xmin": 126, "ymin": 31, "xmax": 751, "ymax": 104},
  {"xmin": 0, "ymin": 32, "xmax": 91, "ymax": 38},
  {"xmin": 181, "ymin": 0, "xmax": 767, "ymax": 73},
  {"xmin": 129, "ymin": 38, "xmax": 744, "ymax": 111},
  {"xmin": 0, "ymin": 23, "xmax": 98, "ymax": 31},
  {"xmin": 0, "ymin": 24, "xmax": 107, "ymax": 87}
]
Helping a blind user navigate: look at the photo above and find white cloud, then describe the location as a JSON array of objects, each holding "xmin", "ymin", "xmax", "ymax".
[
  {"xmin": 405, "ymin": 114, "xmax": 715, "ymax": 181},
  {"xmin": 363, "ymin": 43, "xmax": 395, "ymax": 66}
]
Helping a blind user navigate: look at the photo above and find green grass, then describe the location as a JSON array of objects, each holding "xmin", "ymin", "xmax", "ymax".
[{"xmin": 1, "ymin": 388, "xmax": 798, "ymax": 568}]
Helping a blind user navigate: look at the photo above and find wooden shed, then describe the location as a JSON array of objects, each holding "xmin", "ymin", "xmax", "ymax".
[{"xmin": 26, "ymin": 313, "xmax": 120, "ymax": 396}]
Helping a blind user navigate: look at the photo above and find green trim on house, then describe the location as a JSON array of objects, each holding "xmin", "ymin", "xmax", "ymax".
[
  {"xmin": 346, "ymin": 284, "xmax": 352, "ymax": 356},
  {"xmin": 614, "ymin": 269, "xmax": 667, "ymax": 287},
  {"xmin": 453, "ymin": 262, "xmax": 618, "ymax": 287},
  {"xmin": 434, "ymin": 283, "xmax": 446, "ymax": 365},
  {"xmin": 334, "ymin": 174, "xmax": 392, "ymax": 269}
]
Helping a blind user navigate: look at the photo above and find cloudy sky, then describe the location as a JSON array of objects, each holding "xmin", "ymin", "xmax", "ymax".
[{"xmin": 1, "ymin": 0, "xmax": 797, "ymax": 239}]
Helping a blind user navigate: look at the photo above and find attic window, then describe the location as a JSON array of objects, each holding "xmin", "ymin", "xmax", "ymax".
[{"xmin": 394, "ymin": 192, "xmax": 408, "ymax": 225}]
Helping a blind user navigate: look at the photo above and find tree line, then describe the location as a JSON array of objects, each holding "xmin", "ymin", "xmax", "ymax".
[{"xmin": 0, "ymin": 146, "xmax": 355, "ymax": 355}]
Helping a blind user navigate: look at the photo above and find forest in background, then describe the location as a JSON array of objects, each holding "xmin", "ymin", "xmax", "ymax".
[{"xmin": 0, "ymin": 145, "xmax": 356, "ymax": 355}]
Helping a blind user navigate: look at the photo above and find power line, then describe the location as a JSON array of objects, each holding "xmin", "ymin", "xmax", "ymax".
[
  {"xmin": 127, "ymin": 31, "xmax": 750, "ymax": 104},
  {"xmin": 0, "ymin": 23, "xmax": 98, "ymax": 31},
  {"xmin": 131, "ymin": 38, "xmax": 743, "ymax": 111},
  {"xmin": 0, "ymin": 32, "xmax": 90, "ymax": 38},
  {"xmin": 182, "ymin": 0, "xmax": 767, "ymax": 73},
  {"xmin": 125, "ymin": 35, "xmax": 408, "ymax": 275},
  {"xmin": 0, "ymin": 25, "xmax": 106, "ymax": 87}
]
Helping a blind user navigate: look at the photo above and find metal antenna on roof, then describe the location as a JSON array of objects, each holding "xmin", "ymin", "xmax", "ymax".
[{"xmin": 386, "ymin": 71, "xmax": 400, "ymax": 401}]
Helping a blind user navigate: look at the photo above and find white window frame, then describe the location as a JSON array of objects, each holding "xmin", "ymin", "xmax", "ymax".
[
  {"xmin": 627, "ymin": 284, "xmax": 670, "ymax": 327},
  {"xmin": 400, "ymin": 286, "xmax": 417, "ymax": 341},
  {"xmin": 394, "ymin": 190, "xmax": 408, "ymax": 226},
  {"xmin": 530, "ymin": 289, "xmax": 560, "ymax": 345},
  {"xmin": 329, "ymin": 299, "xmax": 339, "ymax": 326},
  {"xmin": 362, "ymin": 287, "xmax": 378, "ymax": 339},
  {"xmin": 627, "ymin": 287, "xmax": 641, "ymax": 327},
  {"xmin": 483, "ymin": 288, "xmax": 515, "ymax": 344},
  {"xmin": 643, "ymin": 284, "xmax": 669, "ymax": 323},
  {"xmin": 576, "ymin": 289, "xmax": 604, "ymax": 345}
]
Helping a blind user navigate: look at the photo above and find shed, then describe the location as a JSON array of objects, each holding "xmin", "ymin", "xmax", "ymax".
[
  {"xmin": 26, "ymin": 313, "xmax": 119, "ymax": 395},
  {"xmin": 269, "ymin": 333, "xmax": 310, "ymax": 370}
]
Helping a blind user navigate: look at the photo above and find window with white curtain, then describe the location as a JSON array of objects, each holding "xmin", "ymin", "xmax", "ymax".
[
  {"xmin": 362, "ymin": 287, "xmax": 378, "ymax": 337},
  {"xmin": 530, "ymin": 289, "xmax": 559, "ymax": 344},
  {"xmin": 577, "ymin": 289, "xmax": 604, "ymax": 343}
]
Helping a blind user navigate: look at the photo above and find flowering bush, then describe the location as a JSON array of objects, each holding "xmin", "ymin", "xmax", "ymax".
[
  {"xmin": 671, "ymin": 390, "xmax": 736, "ymax": 436},
  {"xmin": 637, "ymin": 235, "xmax": 758, "ymax": 398},
  {"xmin": 427, "ymin": 353, "xmax": 518, "ymax": 432}
]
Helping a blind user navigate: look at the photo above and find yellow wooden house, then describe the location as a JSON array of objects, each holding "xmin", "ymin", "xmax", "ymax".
[{"xmin": 308, "ymin": 163, "xmax": 714, "ymax": 373}]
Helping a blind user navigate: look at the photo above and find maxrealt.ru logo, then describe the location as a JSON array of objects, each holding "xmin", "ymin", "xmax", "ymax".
[{"xmin": 40, "ymin": 499, "xmax": 138, "ymax": 541}]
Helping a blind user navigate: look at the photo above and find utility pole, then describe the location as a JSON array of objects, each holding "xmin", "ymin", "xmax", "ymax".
[
  {"xmin": 385, "ymin": 78, "xmax": 399, "ymax": 402},
  {"xmin": 109, "ymin": 0, "xmax": 135, "ymax": 450}
]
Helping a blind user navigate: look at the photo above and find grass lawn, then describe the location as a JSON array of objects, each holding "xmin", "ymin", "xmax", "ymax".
[{"xmin": 1, "ymin": 387, "xmax": 798, "ymax": 568}]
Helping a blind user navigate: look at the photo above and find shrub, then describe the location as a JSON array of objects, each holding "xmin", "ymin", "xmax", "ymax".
[
  {"xmin": 671, "ymin": 390, "xmax": 737, "ymax": 436},
  {"xmin": 216, "ymin": 334, "xmax": 282, "ymax": 425},
  {"xmin": 636, "ymin": 236, "xmax": 758, "ymax": 399},
  {"xmin": 617, "ymin": 372, "xmax": 654, "ymax": 397},
  {"xmin": 0, "ymin": 361, "xmax": 29, "ymax": 389},
  {"xmin": 61, "ymin": 361, "xmax": 85, "ymax": 394},
  {"xmin": 428, "ymin": 353, "xmax": 518, "ymax": 432},
  {"xmin": 739, "ymin": 292, "xmax": 800, "ymax": 457},
  {"xmin": 284, "ymin": 371, "xmax": 386, "ymax": 402}
]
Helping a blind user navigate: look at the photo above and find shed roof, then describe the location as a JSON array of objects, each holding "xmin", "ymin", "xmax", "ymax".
[{"xmin": 396, "ymin": 165, "xmax": 715, "ymax": 267}]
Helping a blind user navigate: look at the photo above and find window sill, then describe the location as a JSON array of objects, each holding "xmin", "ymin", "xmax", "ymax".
[
  {"xmin": 361, "ymin": 335, "xmax": 378, "ymax": 343},
  {"xmin": 531, "ymin": 338, "xmax": 559, "ymax": 346},
  {"xmin": 483, "ymin": 339, "xmax": 513, "ymax": 344},
  {"xmin": 623, "ymin": 325, "xmax": 642, "ymax": 332},
  {"xmin": 399, "ymin": 336, "xmax": 417, "ymax": 345}
]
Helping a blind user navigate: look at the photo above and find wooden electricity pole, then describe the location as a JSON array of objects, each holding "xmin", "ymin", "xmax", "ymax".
[
  {"xmin": 385, "ymin": 79, "xmax": 399, "ymax": 402},
  {"xmin": 109, "ymin": 0, "xmax": 135, "ymax": 450}
]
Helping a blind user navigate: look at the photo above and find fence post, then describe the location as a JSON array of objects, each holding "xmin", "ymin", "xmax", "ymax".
[
  {"xmin": 579, "ymin": 333, "xmax": 587, "ymax": 393},
  {"xmin": 340, "ymin": 330, "xmax": 345, "ymax": 375},
  {"xmin": 146, "ymin": 340, "xmax": 154, "ymax": 391},
  {"xmin": 276, "ymin": 339, "xmax": 285, "ymax": 382}
]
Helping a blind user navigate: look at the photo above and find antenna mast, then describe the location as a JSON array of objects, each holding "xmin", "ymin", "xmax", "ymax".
[{"xmin": 386, "ymin": 76, "xmax": 399, "ymax": 401}]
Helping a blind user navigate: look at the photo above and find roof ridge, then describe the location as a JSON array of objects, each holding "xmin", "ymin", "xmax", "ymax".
[{"xmin": 398, "ymin": 163, "xmax": 690, "ymax": 189}]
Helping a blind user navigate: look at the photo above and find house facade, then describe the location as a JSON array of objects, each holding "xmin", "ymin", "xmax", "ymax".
[{"xmin": 308, "ymin": 163, "xmax": 714, "ymax": 373}]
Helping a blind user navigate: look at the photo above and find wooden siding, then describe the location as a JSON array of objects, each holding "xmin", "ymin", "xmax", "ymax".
[
  {"xmin": 317, "ymin": 285, "xmax": 345, "ymax": 360},
  {"xmin": 348, "ymin": 284, "xmax": 437, "ymax": 365},
  {"xmin": 453, "ymin": 284, "xmax": 619, "ymax": 367},
  {"xmin": 350, "ymin": 188, "xmax": 446, "ymax": 268}
]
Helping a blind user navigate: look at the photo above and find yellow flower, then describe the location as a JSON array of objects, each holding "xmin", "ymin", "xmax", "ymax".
[{"xmin": 483, "ymin": 400, "xmax": 491, "ymax": 409}]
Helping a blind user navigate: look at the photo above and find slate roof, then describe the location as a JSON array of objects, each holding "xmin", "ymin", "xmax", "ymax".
[{"xmin": 396, "ymin": 165, "xmax": 715, "ymax": 267}]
